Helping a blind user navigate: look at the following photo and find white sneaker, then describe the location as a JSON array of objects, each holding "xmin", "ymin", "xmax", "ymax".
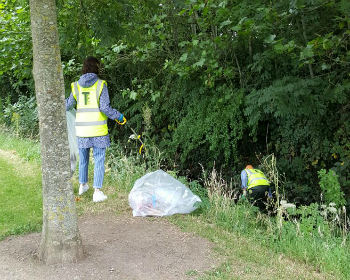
[
  {"xmin": 78, "ymin": 184, "xmax": 89, "ymax": 195},
  {"xmin": 93, "ymin": 190, "xmax": 107, "ymax": 202}
]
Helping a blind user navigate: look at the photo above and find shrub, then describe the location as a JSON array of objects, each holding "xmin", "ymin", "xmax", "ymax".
[
  {"xmin": 318, "ymin": 169, "xmax": 346, "ymax": 208},
  {"xmin": 3, "ymin": 96, "xmax": 39, "ymax": 138}
]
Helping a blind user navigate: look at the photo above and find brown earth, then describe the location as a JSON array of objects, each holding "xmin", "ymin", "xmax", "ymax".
[{"xmin": 0, "ymin": 214, "xmax": 215, "ymax": 280}]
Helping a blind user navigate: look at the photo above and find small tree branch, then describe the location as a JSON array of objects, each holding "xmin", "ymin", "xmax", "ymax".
[
  {"xmin": 301, "ymin": 16, "xmax": 315, "ymax": 78},
  {"xmin": 234, "ymin": 52, "xmax": 243, "ymax": 88}
]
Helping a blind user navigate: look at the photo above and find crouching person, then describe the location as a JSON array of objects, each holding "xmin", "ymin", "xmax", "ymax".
[{"xmin": 241, "ymin": 165, "xmax": 271, "ymax": 211}]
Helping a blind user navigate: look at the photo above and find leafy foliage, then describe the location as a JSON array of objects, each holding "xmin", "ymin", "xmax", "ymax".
[
  {"xmin": 1, "ymin": 0, "xmax": 350, "ymax": 205},
  {"xmin": 318, "ymin": 169, "xmax": 346, "ymax": 207},
  {"xmin": 3, "ymin": 95, "xmax": 38, "ymax": 138}
]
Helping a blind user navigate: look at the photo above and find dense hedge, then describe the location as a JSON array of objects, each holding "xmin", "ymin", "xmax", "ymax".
[{"xmin": 1, "ymin": 0, "xmax": 349, "ymax": 204}]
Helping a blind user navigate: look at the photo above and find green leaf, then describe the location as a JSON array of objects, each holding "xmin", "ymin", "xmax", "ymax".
[
  {"xmin": 321, "ymin": 63, "xmax": 329, "ymax": 70},
  {"xmin": 179, "ymin": 9, "xmax": 187, "ymax": 16},
  {"xmin": 179, "ymin": 53, "xmax": 188, "ymax": 62},
  {"xmin": 238, "ymin": 17, "xmax": 247, "ymax": 25},
  {"xmin": 158, "ymin": 34, "xmax": 166, "ymax": 40},
  {"xmin": 151, "ymin": 91, "xmax": 160, "ymax": 101},
  {"xmin": 300, "ymin": 47, "xmax": 314, "ymax": 60},
  {"xmin": 218, "ymin": 1, "xmax": 227, "ymax": 8},
  {"xmin": 220, "ymin": 19, "xmax": 232, "ymax": 29},
  {"xmin": 274, "ymin": 43, "xmax": 284, "ymax": 54},
  {"xmin": 112, "ymin": 43, "xmax": 127, "ymax": 53},
  {"xmin": 264, "ymin": 34, "xmax": 276, "ymax": 44},
  {"xmin": 193, "ymin": 58, "xmax": 205, "ymax": 68},
  {"xmin": 130, "ymin": 90, "xmax": 138, "ymax": 100},
  {"xmin": 179, "ymin": 41, "xmax": 189, "ymax": 47},
  {"xmin": 231, "ymin": 25, "xmax": 241, "ymax": 32}
]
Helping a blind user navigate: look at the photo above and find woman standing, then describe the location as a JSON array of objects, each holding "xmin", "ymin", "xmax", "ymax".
[{"xmin": 66, "ymin": 56, "xmax": 125, "ymax": 202}]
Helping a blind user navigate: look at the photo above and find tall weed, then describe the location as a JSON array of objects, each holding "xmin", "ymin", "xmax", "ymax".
[
  {"xmin": 106, "ymin": 142, "xmax": 147, "ymax": 192},
  {"xmin": 318, "ymin": 169, "xmax": 346, "ymax": 207},
  {"xmin": 106, "ymin": 137, "xmax": 165, "ymax": 193}
]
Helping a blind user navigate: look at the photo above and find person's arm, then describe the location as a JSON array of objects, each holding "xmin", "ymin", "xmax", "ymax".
[
  {"xmin": 65, "ymin": 92, "xmax": 76, "ymax": 111},
  {"xmin": 99, "ymin": 84, "xmax": 123, "ymax": 121},
  {"xmin": 241, "ymin": 170, "xmax": 247, "ymax": 195}
]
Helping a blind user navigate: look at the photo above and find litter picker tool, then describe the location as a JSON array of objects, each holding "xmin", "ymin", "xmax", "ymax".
[{"xmin": 116, "ymin": 117, "xmax": 145, "ymax": 154}]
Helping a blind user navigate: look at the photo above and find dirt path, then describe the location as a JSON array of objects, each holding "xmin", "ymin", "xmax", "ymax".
[{"xmin": 0, "ymin": 214, "xmax": 215, "ymax": 280}]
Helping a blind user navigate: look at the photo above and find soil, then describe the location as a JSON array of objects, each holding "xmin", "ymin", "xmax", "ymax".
[{"xmin": 0, "ymin": 214, "xmax": 215, "ymax": 280}]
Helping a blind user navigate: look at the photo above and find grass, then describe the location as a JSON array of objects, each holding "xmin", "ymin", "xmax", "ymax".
[
  {"xmin": 0, "ymin": 129, "xmax": 42, "ymax": 239},
  {"xmin": 0, "ymin": 126, "xmax": 41, "ymax": 162},
  {"xmin": 179, "ymin": 169, "xmax": 350, "ymax": 280},
  {"xmin": 0, "ymin": 128, "xmax": 347, "ymax": 279},
  {"xmin": 169, "ymin": 214, "xmax": 335, "ymax": 280}
]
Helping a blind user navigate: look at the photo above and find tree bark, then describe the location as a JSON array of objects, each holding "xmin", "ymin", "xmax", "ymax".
[{"xmin": 29, "ymin": 0, "xmax": 84, "ymax": 264}]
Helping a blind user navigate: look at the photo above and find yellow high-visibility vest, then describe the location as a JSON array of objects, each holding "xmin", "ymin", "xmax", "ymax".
[
  {"xmin": 245, "ymin": 169, "xmax": 270, "ymax": 190},
  {"xmin": 72, "ymin": 79, "xmax": 108, "ymax": 137}
]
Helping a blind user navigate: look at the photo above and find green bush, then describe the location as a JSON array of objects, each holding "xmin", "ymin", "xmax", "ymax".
[
  {"xmin": 318, "ymin": 169, "xmax": 346, "ymax": 208},
  {"xmin": 2, "ymin": 0, "xmax": 350, "ymax": 206},
  {"xmin": 3, "ymin": 95, "xmax": 38, "ymax": 138}
]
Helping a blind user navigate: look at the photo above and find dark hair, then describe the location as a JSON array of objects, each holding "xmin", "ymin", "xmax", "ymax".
[{"xmin": 82, "ymin": 56, "xmax": 100, "ymax": 74}]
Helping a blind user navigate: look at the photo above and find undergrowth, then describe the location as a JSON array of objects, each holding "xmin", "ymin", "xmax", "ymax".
[{"xmin": 191, "ymin": 161, "xmax": 350, "ymax": 280}]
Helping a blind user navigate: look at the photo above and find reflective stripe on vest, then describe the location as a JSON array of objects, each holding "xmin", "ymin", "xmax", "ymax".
[
  {"xmin": 72, "ymin": 79, "xmax": 108, "ymax": 137},
  {"xmin": 245, "ymin": 169, "xmax": 269, "ymax": 190}
]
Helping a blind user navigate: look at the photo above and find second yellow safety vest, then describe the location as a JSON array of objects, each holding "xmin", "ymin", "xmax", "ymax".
[
  {"xmin": 245, "ymin": 169, "xmax": 270, "ymax": 190},
  {"xmin": 72, "ymin": 79, "xmax": 108, "ymax": 137}
]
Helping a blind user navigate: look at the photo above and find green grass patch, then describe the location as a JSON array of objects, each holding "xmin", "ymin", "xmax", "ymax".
[
  {"xmin": 0, "ymin": 128, "xmax": 42, "ymax": 239},
  {"xmin": 0, "ymin": 127, "xmax": 41, "ymax": 162},
  {"xmin": 178, "ymin": 191, "xmax": 348, "ymax": 280},
  {"xmin": 180, "ymin": 167, "xmax": 350, "ymax": 279},
  {"xmin": 169, "ymin": 213, "xmax": 337, "ymax": 280},
  {"xmin": 0, "ymin": 152, "xmax": 42, "ymax": 240}
]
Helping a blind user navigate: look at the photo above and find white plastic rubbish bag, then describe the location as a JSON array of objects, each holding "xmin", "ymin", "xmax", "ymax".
[
  {"xmin": 129, "ymin": 170, "xmax": 202, "ymax": 217},
  {"xmin": 66, "ymin": 109, "xmax": 78, "ymax": 175}
]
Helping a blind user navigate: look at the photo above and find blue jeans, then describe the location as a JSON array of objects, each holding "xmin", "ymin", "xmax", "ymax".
[{"xmin": 79, "ymin": 147, "xmax": 106, "ymax": 189}]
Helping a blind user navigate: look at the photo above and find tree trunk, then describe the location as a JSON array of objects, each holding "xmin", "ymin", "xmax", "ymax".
[{"xmin": 29, "ymin": 0, "xmax": 84, "ymax": 264}]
